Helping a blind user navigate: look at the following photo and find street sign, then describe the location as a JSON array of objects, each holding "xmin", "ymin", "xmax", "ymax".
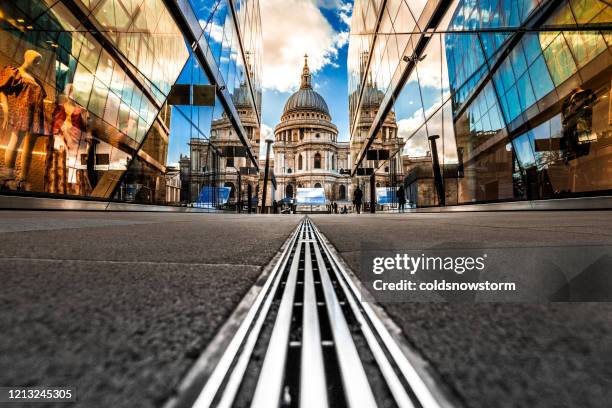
[
  {"xmin": 222, "ymin": 146, "xmax": 248, "ymax": 157},
  {"xmin": 167, "ymin": 84, "xmax": 216, "ymax": 106},
  {"xmin": 366, "ymin": 149, "xmax": 390, "ymax": 161},
  {"xmin": 193, "ymin": 84, "xmax": 216, "ymax": 106},
  {"xmin": 339, "ymin": 169, "xmax": 351, "ymax": 175},
  {"xmin": 240, "ymin": 166, "xmax": 258, "ymax": 175},
  {"xmin": 356, "ymin": 168, "xmax": 374, "ymax": 176},
  {"xmin": 167, "ymin": 84, "xmax": 190, "ymax": 105}
]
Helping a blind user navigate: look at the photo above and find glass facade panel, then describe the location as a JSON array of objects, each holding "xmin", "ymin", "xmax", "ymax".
[
  {"xmin": 0, "ymin": 0, "xmax": 187, "ymax": 198},
  {"xmin": 0, "ymin": 0, "xmax": 262, "ymax": 209},
  {"xmin": 349, "ymin": 0, "xmax": 612, "ymax": 206}
]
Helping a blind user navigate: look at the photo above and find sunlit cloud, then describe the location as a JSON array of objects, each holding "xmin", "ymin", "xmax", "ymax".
[
  {"xmin": 259, "ymin": 123, "xmax": 274, "ymax": 158},
  {"xmin": 260, "ymin": 0, "xmax": 352, "ymax": 93}
]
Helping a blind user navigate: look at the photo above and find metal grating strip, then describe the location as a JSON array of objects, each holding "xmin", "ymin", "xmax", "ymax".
[
  {"xmin": 250, "ymin": 241, "xmax": 303, "ymax": 408},
  {"xmin": 183, "ymin": 218, "xmax": 451, "ymax": 408},
  {"xmin": 310, "ymin": 221, "xmax": 445, "ymax": 408},
  {"xmin": 310, "ymin": 221, "xmax": 379, "ymax": 408},
  {"xmin": 300, "ymin": 238, "xmax": 329, "ymax": 408}
]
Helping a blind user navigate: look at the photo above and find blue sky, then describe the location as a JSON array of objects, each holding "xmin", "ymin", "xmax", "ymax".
[{"xmin": 259, "ymin": 0, "xmax": 353, "ymax": 144}]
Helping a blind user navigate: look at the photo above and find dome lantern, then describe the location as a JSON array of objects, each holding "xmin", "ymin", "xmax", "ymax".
[
  {"xmin": 282, "ymin": 55, "xmax": 330, "ymax": 117},
  {"xmin": 300, "ymin": 54, "xmax": 312, "ymax": 89}
]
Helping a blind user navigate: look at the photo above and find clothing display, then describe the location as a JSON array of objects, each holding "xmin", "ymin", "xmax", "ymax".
[
  {"xmin": 44, "ymin": 136, "xmax": 67, "ymax": 194},
  {"xmin": 51, "ymin": 101, "xmax": 87, "ymax": 145},
  {"xmin": 0, "ymin": 66, "xmax": 46, "ymax": 135},
  {"xmin": 44, "ymin": 100, "xmax": 89, "ymax": 195}
]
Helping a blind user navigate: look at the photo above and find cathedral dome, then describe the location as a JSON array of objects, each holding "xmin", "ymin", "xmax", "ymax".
[
  {"xmin": 282, "ymin": 55, "xmax": 330, "ymax": 117},
  {"xmin": 360, "ymin": 84, "xmax": 385, "ymax": 108},
  {"xmin": 283, "ymin": 88, "xmax": 329, "ymax": 115}
]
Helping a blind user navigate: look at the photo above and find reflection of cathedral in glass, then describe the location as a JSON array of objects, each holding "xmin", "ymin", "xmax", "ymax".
[
  {"xmin": 349, "ymin": 50, "xmax": 404, "ymax": 202},
  {"xmin": 348, "ymin": 0, "xmax": 612, "ymax": 207},
  {"xmin": 182, "ymin": 78, "xmax": 260, "ymax": 206},
  {"xmin": 272, "ymin": 56, "xmax": 351, "ymax": 204}
]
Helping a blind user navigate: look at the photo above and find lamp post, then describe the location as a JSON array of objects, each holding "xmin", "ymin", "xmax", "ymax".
[
  {"xmin": 428, "ymin": 135, "xmax": 445, "ymax": 206},
  {"xmin": 261, "ymin": 134, "xmax": 274, "ymax": 214},
  {"xmin": 231, "ymin": 166, "xmax": 242, "ymax": 213}
]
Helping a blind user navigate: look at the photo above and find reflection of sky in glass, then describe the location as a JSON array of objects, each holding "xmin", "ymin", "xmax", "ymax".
[{"xmin": 512, "ymin": 133, "xmax": 537, "ymax": 168}]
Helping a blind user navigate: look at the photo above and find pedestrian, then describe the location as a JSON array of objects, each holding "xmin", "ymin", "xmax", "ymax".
[
  {"xmin": 272, "ymin": 200, "xmax": 278, "ymax": 214},
  {"xmin": 334, "ymin": 202, "xmax": 338, "ymax": 214},
  {"xmin": 397, "ymin": 185, "xmax": 406, "ymax": 213},
  {"xmin": 353, "ymin": 186, "xmax": 363, "ymax": 214}
]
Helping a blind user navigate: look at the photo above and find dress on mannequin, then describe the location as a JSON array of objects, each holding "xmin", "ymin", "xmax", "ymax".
[
  {"xmin": 45, "ymin": 87, "xmax": 88, "ymax": 195},
  {"xmin": 0, "ymin": 50, "xmax": 46, "ymax": 190}
]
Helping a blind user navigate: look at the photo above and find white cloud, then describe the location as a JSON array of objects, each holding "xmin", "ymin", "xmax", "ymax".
[
  {"xmin": 397, "ymin": 101, "xmax": 458, "ymax": 161},
  {"xmin": 397, "ymin": 109, "xmax": 426, "ymax": 141},
  {"xmin": 397, "ymin": 102, "xmax": 440, "ymax": 157},
  {"xmin": 259, "ymin": 123, "xmax": 274, "ymax": 158},
  {"xmin": 200, "ymin": 20, "xmax": 224, "ymax": 44},
  {"xmin": 260, "ymin": 0, "xmax": 352, "ymax": 93}
]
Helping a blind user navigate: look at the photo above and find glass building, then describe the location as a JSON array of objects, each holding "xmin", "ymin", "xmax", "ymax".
[
  {"xmin": 0, "ymin": 0, "xmax": 262, "ymax": 209},
  {"xmin": 348, "ymin": 0, "xmax": 612, "ymax": 207}
]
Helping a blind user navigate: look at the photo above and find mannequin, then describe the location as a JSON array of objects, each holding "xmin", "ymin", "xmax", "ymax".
[
  {"xmin": 0, "ymin": 49, "xmax": 47, "ymax": 191},
  {"xmin": 45, "ymin": 83, "xmax": 88, "ymax": 194}
]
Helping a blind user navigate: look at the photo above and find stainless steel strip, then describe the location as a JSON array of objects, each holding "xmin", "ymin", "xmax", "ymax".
[
  {"xmin": 191, "ymin": 222, "xmax": 302, "ymax": 408},
  {"xmin": 250, "ymin": 238, "xmax": 304, "ymax": 408},
  {"xmin": 316, "ymin": 228, "xmax": 414, "ymax": 408},
  {"xmin": 311, "ymin": 238, "xmax": 379, "ymax": 408},
  {"xmin": 300, "ymin": 239, "xmax": 329, "ymax": 408},
  {"xmin": 311, "ymin": 223, "xmax": 444, "ymax": 408},
  {"xmin": 213, "ymin": 224, "xmax": 303, "ymax": 408}
]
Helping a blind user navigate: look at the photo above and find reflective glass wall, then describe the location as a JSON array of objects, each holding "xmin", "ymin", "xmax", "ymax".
[
  {"xmin": 0, "ymin": 0, "xmax": 263, "ymax": 209},
  {"xmin": 348, "ymin": 0, "xmax": 612, "ymax": 206},
  {"xmin": 114, "ymin": 0, "xmax": 263, "ymax": 208},
  {"xmin": 0, "ymin": 0, "xmax": 187, "ymax": 199}
]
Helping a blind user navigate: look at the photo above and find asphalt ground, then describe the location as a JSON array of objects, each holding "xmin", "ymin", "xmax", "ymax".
[
  {"xmin": 2, "ymin": 210, "xmax": 612, "ymax": 408},
  {"xmin": 311, "ymin": 211, "xmax": 612, "ymax": 408},
  {"xmin": 0, "ymin": 212, "xmax": 301, "ymax": 408}
]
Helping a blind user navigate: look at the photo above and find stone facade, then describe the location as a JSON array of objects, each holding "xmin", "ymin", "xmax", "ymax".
[{"xmin": 272, "ymin": 56, "xmax": 351, "ymax": 203}]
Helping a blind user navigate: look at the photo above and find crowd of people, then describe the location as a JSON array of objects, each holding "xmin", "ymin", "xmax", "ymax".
[{"xmin": 269, "ymin": 184, "xmax": 409, "ymax": 214}]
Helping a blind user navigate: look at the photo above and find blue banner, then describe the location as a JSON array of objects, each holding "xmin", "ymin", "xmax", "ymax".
[
  {"xmin": 198, "ymin": 186, "xmax": 231, "ymax": 205},
  {"xmin": 376, "ymin": 187, "xmax": 396, "ymax": 205},
  {"xmin": 296, "ymin": 188, "xmax": 326, "ymax": 205}
]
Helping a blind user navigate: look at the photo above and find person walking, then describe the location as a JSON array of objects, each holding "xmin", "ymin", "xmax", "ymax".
[
  {"xmin": 353, "ymin": 186, "xmax": 363, "ymax": 214},
  {"xmin": 397, "ymin": 185, "xmax": 406, "ymax": 213}
]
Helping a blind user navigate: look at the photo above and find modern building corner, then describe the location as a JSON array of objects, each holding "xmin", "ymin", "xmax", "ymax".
[
  {"xmin": 347, "ymin": 0, "xmax": 612, "ymax": 210},
  {"xmin": 0, "ymin": 0, "xmax": 263, "ymax": 211}
]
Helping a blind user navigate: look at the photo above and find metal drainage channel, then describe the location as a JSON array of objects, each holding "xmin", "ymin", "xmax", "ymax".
[{"xmin": 190, "ymin": 217, "xmax": 446, "ymax": 408}]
